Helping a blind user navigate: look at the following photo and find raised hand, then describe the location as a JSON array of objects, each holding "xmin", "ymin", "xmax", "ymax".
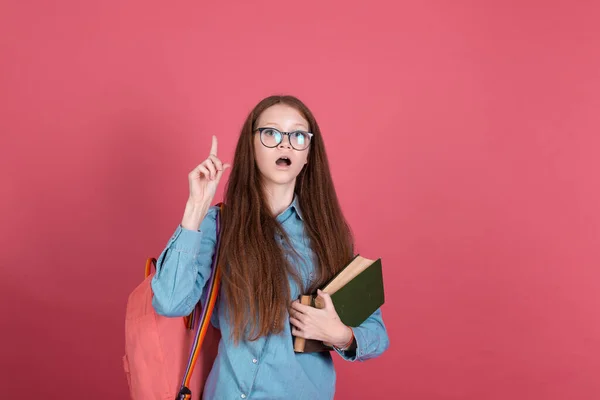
[
  {"xmin": 187, "ymin": 135, "xmax": 231, "ymax": 205},
  {"xmin": 181, "ymin": 135, "xmax": 231, "ymax": 231}
]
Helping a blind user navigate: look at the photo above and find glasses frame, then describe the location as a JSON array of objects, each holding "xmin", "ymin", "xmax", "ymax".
[{"xmin": 255, "ymin": 127, "xmax": 314, "ymax": 151}]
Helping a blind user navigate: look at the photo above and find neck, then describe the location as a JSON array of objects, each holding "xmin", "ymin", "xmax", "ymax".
[{"xmin": 262, "ymin": 180, "xmax": 296, "ymax": 216}]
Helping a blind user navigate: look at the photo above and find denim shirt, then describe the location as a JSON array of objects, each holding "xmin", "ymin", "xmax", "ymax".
[{"xmin": 151, "ymin": 197, "xmax": 390, "ymax": 399}]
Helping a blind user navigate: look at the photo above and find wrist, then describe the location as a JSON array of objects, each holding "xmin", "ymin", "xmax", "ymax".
[
  {"xmin": 181, "ymin": 200, "xmax": 210, "ymax": 231},
  {"xmin": 330, "ymin": 324, "xmax": 353, "ymax": 350}
]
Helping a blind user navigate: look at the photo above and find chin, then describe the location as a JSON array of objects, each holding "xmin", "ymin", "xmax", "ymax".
[{"xmin": 262, "ymin": 170, "xmax": 301, "ymax": 186}]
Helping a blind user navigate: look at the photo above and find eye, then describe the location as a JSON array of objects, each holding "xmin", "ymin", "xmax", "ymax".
[
  {"xmin": 260, "ymin": 128, "xmax": 282, "ymax": 145},
  {"xmin": 291, "ymin": 131, "xmax": 307, "ymax": 145}
]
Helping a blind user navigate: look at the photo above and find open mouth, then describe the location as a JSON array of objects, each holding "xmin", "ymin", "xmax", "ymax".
[{"xmin": 276, "ymin": 156, "xmax": 292, "ymax": 167}]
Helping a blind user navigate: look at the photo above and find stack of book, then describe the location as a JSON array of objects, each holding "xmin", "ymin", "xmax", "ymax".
[{"xmin": 293, "ymin": 254, "xmax": 385, "ymax": 352}]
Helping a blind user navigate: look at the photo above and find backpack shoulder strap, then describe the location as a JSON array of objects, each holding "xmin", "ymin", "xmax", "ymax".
[{"xmin": 177, "ymin": 202, "xmax": 224, "ymax": 400}]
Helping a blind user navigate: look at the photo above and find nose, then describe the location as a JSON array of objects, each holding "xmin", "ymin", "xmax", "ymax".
[{"xmin": 277, "ymin": 137, "xmax": 291, "ymax": 149}]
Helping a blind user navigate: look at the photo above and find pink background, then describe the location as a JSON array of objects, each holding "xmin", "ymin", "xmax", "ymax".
[{"xmin": 1, "ymin": 1, "xmax": 599, "ymax": 399}]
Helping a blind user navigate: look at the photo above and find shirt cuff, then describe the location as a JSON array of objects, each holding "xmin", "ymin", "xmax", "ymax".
[{"xmin": 334, "ymin": 327, "xmax": 364, "ymax": 362}]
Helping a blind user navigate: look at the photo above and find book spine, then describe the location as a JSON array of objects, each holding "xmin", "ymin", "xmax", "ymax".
[{"xmin": 293, "ymin": 295, "xmax": 312, "ymax": 352}]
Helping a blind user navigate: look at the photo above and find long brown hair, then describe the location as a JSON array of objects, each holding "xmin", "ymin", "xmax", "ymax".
[{"xmin": 220, "ymin": 95, "xmax": 354, "ymax": 343}]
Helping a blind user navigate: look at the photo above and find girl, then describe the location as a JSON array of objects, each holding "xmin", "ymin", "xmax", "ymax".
[{"xmin": 151, "ymin": 95, "xmax": 389, "ymax": 399}]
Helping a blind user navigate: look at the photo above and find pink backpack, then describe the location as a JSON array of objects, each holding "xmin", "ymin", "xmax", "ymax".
[{"xmin": 123, "ymin": 204, "xmax": 223, "ymax": 400}]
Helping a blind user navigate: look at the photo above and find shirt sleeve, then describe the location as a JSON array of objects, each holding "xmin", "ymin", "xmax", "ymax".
[
  {"xmin": 334, "ymin": 308, "xmax": 390, "ymax": 362},
  {"xmin": 150, "ymin": 206, "xmax": 219, "ymax": 317}
]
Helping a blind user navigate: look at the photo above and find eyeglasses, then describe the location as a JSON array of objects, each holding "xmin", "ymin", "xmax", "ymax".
[{"xmin": 255, "ymin": 127, "xmax": 313, "ymax": 151}]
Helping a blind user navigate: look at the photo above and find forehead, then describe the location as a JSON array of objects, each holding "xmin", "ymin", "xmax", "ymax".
[{"xmin": 256, "ymin": 104, "xmax": 309, "ymax": 130}]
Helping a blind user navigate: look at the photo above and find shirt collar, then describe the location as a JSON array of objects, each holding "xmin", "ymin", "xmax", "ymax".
[{"xmin": 290, "ymin": 194, "xmax": 304, "ymax": 221}]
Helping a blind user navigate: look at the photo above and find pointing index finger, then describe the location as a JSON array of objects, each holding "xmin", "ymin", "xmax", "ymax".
[{"xmin": 210, "ymin": 135, "xmax": 218, "ymax": 157}]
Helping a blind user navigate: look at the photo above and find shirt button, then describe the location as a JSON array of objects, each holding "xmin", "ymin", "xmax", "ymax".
[
  {"xmin": 252, "ymin": 358, "xmax": 258, "ymax": 364},
  {"xmin": 241, "ymin": 395, "xmax": 246, "ymax": 399}
]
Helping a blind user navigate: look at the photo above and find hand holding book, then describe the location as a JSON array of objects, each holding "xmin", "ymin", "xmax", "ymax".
[
  {"xmin": 289, "ymin": 289, "xmax": 354, "ymax": 349},
  {"xmin": 292, "ymin": 255, "xmax": 385, "ymax": 353}
]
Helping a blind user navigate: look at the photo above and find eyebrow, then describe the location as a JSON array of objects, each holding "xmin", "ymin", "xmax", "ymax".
[{"xmin": 262, "ymin": 122, "xmax": 309, "ymax": 131}]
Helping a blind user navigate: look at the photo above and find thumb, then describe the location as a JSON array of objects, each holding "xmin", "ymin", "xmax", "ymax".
[
  {"xmin": 317, "ymin": 289, "xmax": 334, "ymax": 309},
  {"xmin": 215, "ymin": 163, "xmax": 231, "ymax": 181}
]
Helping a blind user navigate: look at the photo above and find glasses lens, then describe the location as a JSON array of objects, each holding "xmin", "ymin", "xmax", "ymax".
[
  {"xmin": 260, "ymin": 128, "xmax": 282, "ymax": 147},
  {"xmin": 290, "ymin": 131, "xmax": 310, "ymax": 150}
]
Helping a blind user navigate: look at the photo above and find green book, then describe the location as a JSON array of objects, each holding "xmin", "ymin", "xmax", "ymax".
[
  {"xmin": 293, "ymin": 255, "xmax": 385, "ymax": 352},
  {"xmin": 319, "ymin": 255, "xmax": 385, "ymax": 327}
]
